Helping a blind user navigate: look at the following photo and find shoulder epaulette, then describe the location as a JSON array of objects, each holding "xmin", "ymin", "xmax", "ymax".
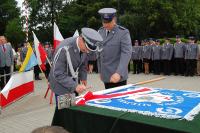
[
  {"xmin": 98, "ymin": 27, "xmax": 104, "ymax": 31},
  {"xmin": 118, "ymin": 25, "xmax": 126, "ymax": 30}
]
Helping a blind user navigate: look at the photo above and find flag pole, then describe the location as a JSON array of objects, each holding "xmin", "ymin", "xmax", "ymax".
[
  {"xmin": 134, "ymin": 76, "xmax": 166, "ymax": 86},
  {"xmin": 46, "ymin": 55, "xmax": 52, "ymax": 67}
]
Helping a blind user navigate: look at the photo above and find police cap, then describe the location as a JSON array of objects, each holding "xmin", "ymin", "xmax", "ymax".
[
  {"xmin": 81, "ymin": 28, "xmax": 103, "ymax": 51},
  {"xmin": 188, "ymin": 36, "xmax": 195, "ymax": 40},
  {"xmin": 98, "ymin": 8, "xmax": 116, "ymax": 23},
  {"xmin": 176, "ymin": 35, "xmax": 181, "ymax": 38}
]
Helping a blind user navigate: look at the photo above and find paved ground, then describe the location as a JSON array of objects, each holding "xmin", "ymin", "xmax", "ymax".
[{"xmin": 0, "ymin": 73, "xmax": 200, "ymax": 133}]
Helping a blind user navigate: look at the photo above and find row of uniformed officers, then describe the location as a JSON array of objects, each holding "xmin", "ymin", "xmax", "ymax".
[{"xmin": 130, "ymin": 36, "xmax": 199, "ymax": 76}]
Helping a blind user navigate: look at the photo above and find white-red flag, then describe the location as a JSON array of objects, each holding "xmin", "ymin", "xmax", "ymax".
[
  {"xmin": 53, "ymin": 22, "xmax": 64, "ymax": 49},
  {"xmin": 73, "ymin": 30, "xmax": 79, "ymax": 37},
  {"xmin": 0, "ymin": 70, "xmax": 34, "ymax": 108},
  {"xmin": 33, "ymin": 31, "xmax": 47, "ymax": 71}
]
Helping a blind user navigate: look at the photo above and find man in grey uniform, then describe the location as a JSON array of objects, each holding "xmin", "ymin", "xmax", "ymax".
[
  {"xmin": 44, "ymin": 42, "xmax": 53, "ymax": 78},
  {"xmin": 161, "ymin": 38, "xmax": 173, "ymax": 75},
  {"xmin": 49, "ymin": 27, "xmax": 103, "ymax": 99},
  {"xmin": 98, "ymin": 8, "xmax": 132, "ymax": 89},
  {"xmin": 152, "ymin": 39, "xmax": 162, "ymax": 75},
  {"xmin": 132, "ymin": 40, "xmax": 142, "ymax": 74},
  {"xmin": 20, "ymin": 42, "xmax": 28, "ymax": 62},
  {"xmin": 174, "ymin": 35, "xmax": 185, "ymax": 75},
  {"xmin": 185, "ymin": 36, "xmax": 199, "ymax": 76},
  {"xmin": 50, "ymin": 27, "xmax": 103, "ymax": 127}
]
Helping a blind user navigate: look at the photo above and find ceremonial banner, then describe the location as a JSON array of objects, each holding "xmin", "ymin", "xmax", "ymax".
[
  {"xmin": 77, "ymin": 85, "xmax": 200, "ymax": 121},
  {"xmin": 0, "ymin": 70, "xmax": 34, "ymax": 108}
]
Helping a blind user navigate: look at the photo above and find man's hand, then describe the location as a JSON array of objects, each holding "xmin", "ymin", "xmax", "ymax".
[
  {"xmin": 81, "ymin": 80, "xmax": 87, "ymax": 86},
  {"xmin": 75, "ymin": 84, "xmax": 86, "ymax": 94},
  {"xmin": 110, "ymin": 73, "xmax": 121, "ymax": 83}
]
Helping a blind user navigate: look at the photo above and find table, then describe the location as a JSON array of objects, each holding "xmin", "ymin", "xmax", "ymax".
[{"xmin": 52, "ymin": 105, "xmax": 200, "ymax": 133}]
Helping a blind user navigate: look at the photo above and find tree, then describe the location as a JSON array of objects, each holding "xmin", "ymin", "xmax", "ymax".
[
  {"xmin": 5, "ymin": 18, "xmax": 25, "ymax": 48},
  {"xmin": 0, "ymin": 0, "xmax": 20, "ymax": 34}
]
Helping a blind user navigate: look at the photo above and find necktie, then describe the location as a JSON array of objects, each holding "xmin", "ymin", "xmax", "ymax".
[
  {"xmin": 2, "ymin": 45, "xmax": 6, "ymax": 52},
  {"xmin": 80, "ymin": 51, "xmax": 82, "ymax": 58},
  {"xmin": 106, "ymin": 30, "xmax": 110, "ymax": 37}
]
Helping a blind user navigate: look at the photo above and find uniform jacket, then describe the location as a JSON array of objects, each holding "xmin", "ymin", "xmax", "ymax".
[
  {"xmin": 161, "ymin": 43, "xmax": 173, "ymax": 60},
  {"xmin": 132, "ymin": 46, "xmax": 142, "ymax": 60},
  {"xmin": 45, "ymin": 48, "xmax": 53, "ymax": 64},
  {"xmin": 152, "ymin": 45, "xmax": 161, "ymax": 60},
  {"xmin": 0, "ymin": 43, "xmax": 14, "ymax": 67},
  {"xmin": 174, "ymin": 42, "xmax": 185, "ymax": 58},
  {"xmin": 185, "ymin": 43, "xmax": 199, "ymax": 60},
  {"xmin": 88, "ymin": 51, "xmax": 97, "ymax": 61},
  {"xmin": 20, "ymin": 46, "xmax": 28, "ymax": 62},
  {"xmin": 49, "ymin": 37, "xmax": 87, "ymax": 95},
  {"xmin": 98, "ymin": 25, "xmax": 132, "ymax": 83},
  {"xmin": 142, "ymin": 45, "xmax": 152, "ymax": 59}
]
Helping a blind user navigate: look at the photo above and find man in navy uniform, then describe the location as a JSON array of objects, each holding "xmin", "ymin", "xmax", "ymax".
[{"xmin": 98, "ymin": 8, "xmax": 132, "ymax": 89}]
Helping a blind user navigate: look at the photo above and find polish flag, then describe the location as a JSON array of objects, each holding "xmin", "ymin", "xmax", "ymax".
[
  {"xmin": 53, "ymin": 22, "xmax": 64, "ymax": 49},
  {"xmin": 0, "ymin": 70, "xmax": 34, "ymax": 108},
  {"xmin": 33, "ymin": 31, "xmax": 47, "ymax": 70}
]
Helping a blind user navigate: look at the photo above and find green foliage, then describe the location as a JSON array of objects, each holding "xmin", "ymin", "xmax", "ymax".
[
  {"xmin": 0, "ymin": 0, "xmax": 20, "ymax": 34},
  {"xmin": 2, "ymin": 0, "xmax": 200, "ymax": 45},
  {"xmin": 4, "ymin": 18, "xmax": 25, "ymax": 48}
]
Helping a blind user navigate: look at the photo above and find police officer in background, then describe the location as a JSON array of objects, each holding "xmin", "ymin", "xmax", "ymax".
[
  {"xmin": 98, "ymin": 8, "xmax": 132, "ymax": 89},
  {"xmin": 131, "ymin": 40, "xmax": 142, "ymax": 74},
  {"xmin": 174, "ymin": 35, "xmax": 185, "ymax": 75},
  {"xmin": 44, "ymin": 42, "xmax": 53, "ymax": 78},
  {"xmin": 152, "ymin": 39, "xmax": 162, "ymax": 75},
  {"xmin": 20, "ymin": 42, "xmax": 28, "ymax": 62},
  {"xmin": 185, "ymin": 36, "xmax": 199, "ymax": 76},
  {"xmin": 49, "ymin": 27, "xmax": 103, "ymax": 98},
  {"xmin": 142, "ymin": 39, "xmax": 152, "ymax": 74},
  {"xmin": 161, "ymin": 38, "xmax": 173, "ymax": 75}
]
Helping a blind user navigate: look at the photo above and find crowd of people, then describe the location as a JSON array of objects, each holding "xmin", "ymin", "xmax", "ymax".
[
  {"xmin": 0, "ymin": 37, "xmax": 54, "ymax": 90},
  {"xmin": 1, "ymin": 7, "xmax": 200, "ymax": 132},
  {"xmin": 129, "ymin": 36, "xmax": 200, "ymax": 77}
]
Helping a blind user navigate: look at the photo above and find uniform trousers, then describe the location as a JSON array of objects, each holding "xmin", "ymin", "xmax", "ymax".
[
  {"xmin": 45, "ymin": 63, "xmax": 51, "ymax": 78},
  {"xmin": 132, "ymin": 60, "xmax": 141, "ymax": 74},
  {"xmin": 153, "ymin": 60, "xmax": 161, "ymax": 75},
  {"xmin": 197, "ymin": 59, "xmax": 200, "ymax": 75},
  {"xmin": 104, "ymin": 80, "xmax": 127, "ymax": 89},
  {"xmin": 174, "ymin": 58, "xmax": 185, "ymax": 75},
  {"xmin": 185, "ymin": 59, "xmax": 197, "ymax": 76},
  {"xmin": 162, "ymin": 60, "xmax": 171, "ymax": 75}
]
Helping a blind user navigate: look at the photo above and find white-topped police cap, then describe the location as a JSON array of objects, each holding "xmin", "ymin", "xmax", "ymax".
[
  {"xmin": 81, "ymin": 27, "xmax": 103, "ymax": 51},
  {"xmin": 98, "ymin": 8, "xmax": 117, "ymax": 22}
]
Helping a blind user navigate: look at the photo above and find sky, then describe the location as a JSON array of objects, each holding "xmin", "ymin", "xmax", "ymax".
[{"xmin": 16, "ymin": 0, "xmax": 23, "ymax": 8}]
